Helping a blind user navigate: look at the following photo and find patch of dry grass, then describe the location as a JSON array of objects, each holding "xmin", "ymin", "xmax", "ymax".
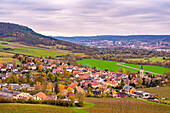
[{"xmin": 85, "ymin": 98, "xmax": 170, "ymax": 113}]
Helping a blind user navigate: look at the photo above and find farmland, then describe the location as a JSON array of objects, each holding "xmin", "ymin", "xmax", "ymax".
[
  {"xmin": 122, "ymin": 63, "xmax": 169, "ymax": 75},
  {"xmin": 126, "ymin": 57, "xmax": 169, "ymax": 63},
  {"xmin": 85, "ymin": 98, "xmax": 170, "ymax": 113},
  {"xmin": 0, "ymin": 103, "xmax": 75, "ymax": 113},
  {"xmin": 77, "ymin": 59, "xmax": 170, "ymax": 74},
  {"xmin": 138, "ymin": 86, "xmax": 170, "ymax": 99},
  {"xmin": 0, "ymin": 51, "xmax": 14, "ymax": 57},
  {"xmin": 0, "ymin": 42, "xmax": 63, "ymax": 58},
  {"xmin": 77, "ymin": 59, "xmax": 138, "ymax": 72}
]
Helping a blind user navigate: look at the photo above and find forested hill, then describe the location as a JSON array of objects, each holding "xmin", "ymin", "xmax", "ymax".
[
  {"xmin": 0, "ymin": 22, "xmax": 98, "ymax": 53},
  {"xmin": 54, "ymin": 35, "xmax": 170, "ymax": 43}
]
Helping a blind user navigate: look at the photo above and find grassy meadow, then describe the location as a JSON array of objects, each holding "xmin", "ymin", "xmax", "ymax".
[
  {"xmin": 0, "ymin": 103, "xmax": 75, "ymax": 113},
  {"xmin": 0, "ymin": 51, "xmax": 14, "ymax": 57},
  {"xmin": 126, "ymin": 57, "xmax": 169, "ymax": 63},
  {"xmin": 85, "ymin": 98, "xmax": 170, "ymax": 113},
  {"xmin": 77, "ymin": 59, "xmax": 138, "ymax": 72},
  {"xmin": 0, "ymin": 42, "xmax": 63, "ymax": 58},
  {"xmin": 123, "ymin": 63, "xmax": 170, "ymax": 74},
  {"xmin": 77, "ymin": 59, "xmax": 170, "ymax": 74}
]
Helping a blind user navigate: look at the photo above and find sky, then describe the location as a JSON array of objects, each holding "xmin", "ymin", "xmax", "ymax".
[{"xmin": 0, "ymin": 0, "xmax": 170, "ymax": 36}]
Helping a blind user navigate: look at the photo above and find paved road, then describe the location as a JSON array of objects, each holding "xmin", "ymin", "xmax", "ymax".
[{"xmin": 116, "ymin": 63, "xmax": 162, "ymax": 75}]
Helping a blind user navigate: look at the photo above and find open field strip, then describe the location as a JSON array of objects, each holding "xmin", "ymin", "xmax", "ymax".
[
  {"xmin": 117, "ymin": 63, "xmax": 161, "ymax": 75},
  {"xmin": 77, "ymin": 59, "xmax": 169, "ymax": 74}
]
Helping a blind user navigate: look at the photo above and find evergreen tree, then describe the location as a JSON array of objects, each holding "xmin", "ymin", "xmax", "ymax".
[{"xmin": 54, "ymin": 83, "xmax": 59, "ymax": 94}]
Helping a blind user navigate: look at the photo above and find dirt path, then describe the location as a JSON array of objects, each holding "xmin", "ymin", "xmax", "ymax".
[{"xmin": 116, "ymin": 63, "xmax": 161, "ymax": 75}]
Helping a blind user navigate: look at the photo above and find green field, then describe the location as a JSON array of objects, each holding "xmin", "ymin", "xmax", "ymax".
[
  {"xmin": 77, "ymin": 59, "xmax": 138, "ymax": 72},
  {"xmin": 77, "ymin": 59, "xmax": 170, "ymax": 74},
  {"xmin": 0, "ymin": 103, "xmax": 75, "ymax": 113},
  {"xmin": 123, "ymin": 63, "xmax": 170, "ymax": 74},
  {"xmin": 0, "ymin": 37, "xmax": 15, "ymax": 41},
  {"xmin": 138, "ymin": 86, "xmax": 170, "ymax": 99},
  {"xmin": 126, "ymin": 57, "xmax": 169, "ymax": 63},
  {"xmin": 85, "ymin": 98, "xmax": 170, "ymax": 113},
  {"xmin": 0, "ymin": 51, "xmax": 14, "ymax": 57},
  {"xmin": 0, "ymin": 43, "xmax": 63, "ymax": 58}
]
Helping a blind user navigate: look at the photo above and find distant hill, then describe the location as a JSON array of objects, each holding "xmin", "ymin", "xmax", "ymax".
[
  {"xmin": 0, "ymin": 22, "xmax": 97, "ymax": 53},
  {"xmin": 54, "ymin": 35, "xmax": 170, "ymax": 43}
]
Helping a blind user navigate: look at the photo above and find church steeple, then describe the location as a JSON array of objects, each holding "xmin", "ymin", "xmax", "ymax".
[
  {"xmin": 140, "ymin": 64, "xmax": 143, "ymax": 70},
  {"xmin": 140, "ymin": 64, "xmax": 144, "ymax": 78}
]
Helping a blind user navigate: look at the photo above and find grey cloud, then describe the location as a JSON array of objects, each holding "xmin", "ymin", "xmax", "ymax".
[{"xmin": 0, "ymin": 0, "xmax": 170, "ymax": 36}]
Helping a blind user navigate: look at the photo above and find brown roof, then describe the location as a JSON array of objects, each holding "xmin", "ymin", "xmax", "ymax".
[{"xmin": 34, "ymin": 92, "xmax": 47, "ymax": 100}]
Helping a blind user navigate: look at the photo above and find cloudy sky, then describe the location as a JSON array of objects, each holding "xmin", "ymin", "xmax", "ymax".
[{"xmin": 0, "ymin": 0, "xmax": 170, "ymax": 36}]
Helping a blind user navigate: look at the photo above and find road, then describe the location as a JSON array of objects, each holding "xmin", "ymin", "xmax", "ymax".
[{"xmin": 116, "ymin": 63, "xmax": 162, "ymax": 75}]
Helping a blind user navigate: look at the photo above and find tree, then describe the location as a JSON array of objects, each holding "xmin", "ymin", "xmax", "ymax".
[
  {"xmin": 47, "ymin": 72, "xmax": 55, "ymax": 81},
  {"xmin": 7, "ymin": 74, "xmax": 18, "ymax": 83},
  {"xmin": 47, "ymin": 82, "xmax": 53, "ymax": 91},
  {"xmin": 128, "ymin": 75, "xmax": 131, "ymax": 80},
  {"xmin": 39, "ymin": 65, "xmax": 43, "ymax": 72},
  {"xmin": 76, "ymin": 92, "xmax": 85, "ymax": 103},
  {"xmin": 54, "ymin": 83, "xmax": 59, "ymax": 94},
  {"xmin": 137, "ymin": 79, "xmax": 143, "ymax": 87},
  {"xmin": 67, "ymin": 87, "xmax": 73, "ymax": 92},
  {"xmin": 120, "ymin": 79, "xmax": 125, "ymax": 89},
  {"xmin": 45, "ymin": 69, "xmax": 49, "ymax": 74},
  {"xmin": 142, "ymin": 78, "xmax": 145, "ymax": 85},
  {"xmin": 74, "ymin": 88, "xmax": 78, "ymax": 94},
  {"xmin": 47, "ymin": 91, "xmax": 53, "ymax": 96}
]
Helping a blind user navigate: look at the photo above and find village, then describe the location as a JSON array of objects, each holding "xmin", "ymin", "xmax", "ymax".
[{"xmin": 0, "ymin": 54, "xmax": 169, "ymax": 105}]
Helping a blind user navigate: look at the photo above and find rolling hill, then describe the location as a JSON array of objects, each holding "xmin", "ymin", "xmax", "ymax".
[{"xmin": 0, "ymin": 22, "xmax": 98, "ymax": 54}]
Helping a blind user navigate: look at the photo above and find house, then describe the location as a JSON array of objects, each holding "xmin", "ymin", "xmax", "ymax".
[
  {"xmin": 0, "ymin": 83, "xmax": 7, "ymax": 88},
  {"xmin": 8, "ymin": 83, "xmax": 20, "ymax": 90},
  {"xmin": 66, "ymin": 68, "xmax": 72, "ymax": 72},
  {"xmin": 20, "ymin": 84, "xmax": 30, "ymax": 89},
  {"xmin": 13, "ymin": 92, "xmax": 32, "ymax": 100},
  {"xmin": 47, "ymin": 95, "xmax": 57, "ymax": 100},
  {"xmin": 76, "ymin": 86, "xmax": 84, "ymax": 93},
  {"xmin": 0, "ymin": 74, "xmax": 6, "ymax": 79},
  {"xmin": 7, "ymin": 62, "xmax": 13, "ymax": 68},
  {"xmin": 1, "ymin": 66, "xmax": 6, "ymax": 72},
  {"xmin": 23, "ymin": 67, "xmax": 29, "ymax": 72},
  {"xmin": 0, "ymin": 90, "xmax": 32, "ymax": 100},
  {"xmin": 6, "ymin": 72, "xmax": 12, "ymax": 78},
  {"xmin": 123, "ymin": 85, "xmax": 136, "ymax": 94},
  {"xmin": 43, "ymin": 67, "xmax": 47, "ymax": 71},
  {"xmin": 11, "ymin": 67, "xmax": 18, "ymax": 72},
  {"xmin": 52, "ymin": 69, "xmax": 58, "ymax": 73},
  {"xmin": 117, "ymin": 92, "xmax": 127, "ymax": 98},
  {"xmin": 91, "ymin": 82, "xmax": 100, "ymax": 88},
  {"xmin": 0, "ymin": 91, "xmax": 13, "ymax": 99},
  {"xmin": 92, "ymin": 90, "xmax": 102, "ymax": 96},
  {"xmin": 29, "ymin": 65, "xmax": 36, "ymax": 70},
  {"xmin": 33, "ymin": 92, "xmax": 47, "ymax": 100},
  {"xmin": 26, "ymin": 87, "xmax": 35, "ymax": 91},
  {"xmin": 0, "ymin": 63, "xmax": 3, "ymax": 68},
  {"xmin": 133, "ymin": 91, "xmax": 150, "ymax": 98}
]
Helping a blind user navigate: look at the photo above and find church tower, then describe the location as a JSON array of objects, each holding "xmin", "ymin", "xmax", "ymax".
[{"xmin": 140, "ymin": 64, "xmax": 144, "ymax": 78}]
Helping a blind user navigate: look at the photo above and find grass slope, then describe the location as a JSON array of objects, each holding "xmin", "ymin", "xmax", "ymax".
[
  {"xmin": 122, "ymin": 63, "xmax": 169, "ymax": 74},
  {"xmin": 77, "ymin": 59, "xmax": 170, "ymax": 74},
  {"xmin": 85, "ymin": 98, "xmax": 170, "ymax": 113},
  {"xmin": 0, "ymin": 103, "xmax": 75, "ymax": 113},
  {"xmin": 126, "ymin": 57, "xmax": 169, "ymax": 63},
  {"xmin": 0, "ymin": 42, "xmax": 63, "ymax": 58},
  {"xmin": 138, "ymin": 86, "xmax": 170, "ymax": 99},
  {"xmin": 77, "ymin": 59, "xmax": 138, "ymax": 72}
]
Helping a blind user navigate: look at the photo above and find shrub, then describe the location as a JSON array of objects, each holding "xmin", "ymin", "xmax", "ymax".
[{"xmin": 75, "ymin": 102, "xmax": 84, "ymax": 107}]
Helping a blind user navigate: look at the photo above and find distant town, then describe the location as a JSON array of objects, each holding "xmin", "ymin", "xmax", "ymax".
[{"xmin": 76, "ymin": 39, "xmax": 170, "ymax": 52}]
